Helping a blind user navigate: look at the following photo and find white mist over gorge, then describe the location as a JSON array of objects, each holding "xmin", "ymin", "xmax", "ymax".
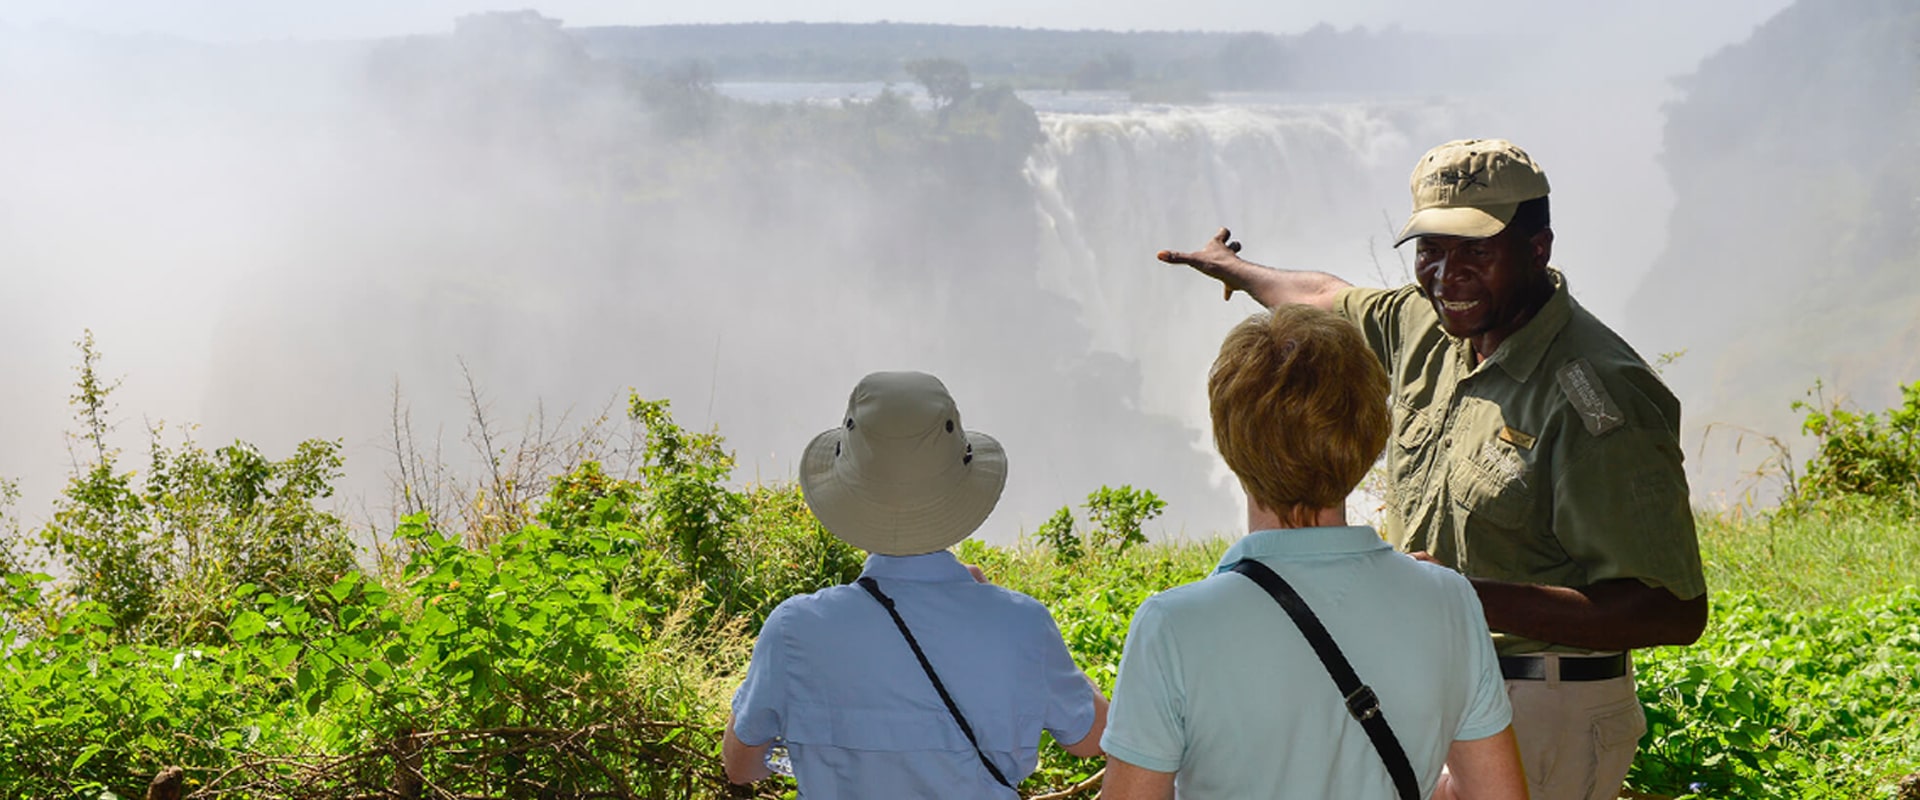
[{"xmin": 7, "ymin": 0, "xmax": 1890, "ymax": 549}]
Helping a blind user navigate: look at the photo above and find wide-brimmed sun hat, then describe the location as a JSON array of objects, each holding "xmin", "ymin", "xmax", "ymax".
[
  {"xmin": 799, "ymin": 371, "xmax": 1007, "ymax": 556},
  {"xmin": 1394, "ymin": 138, "xmax": 1551, "ymax": 246}
]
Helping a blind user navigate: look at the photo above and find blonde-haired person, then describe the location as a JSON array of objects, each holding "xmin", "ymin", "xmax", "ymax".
[
  {"xmin": 1158, "ymin": 140, "xmax": 1708, "ymax": 800},
  {"xmin": 1100, "ymin": 305, "xmax": 1527, "ymax": 800}
]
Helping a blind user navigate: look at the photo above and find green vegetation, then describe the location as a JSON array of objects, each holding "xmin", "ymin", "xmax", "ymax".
[
  {"xmin": 1791, "ymin": 382, "xmax": 1920, "ymax": 513},
  {"xmin": 1036, "ymin": 485, "xmax": 1167, "ymax": 562},
  {"xmin": 1, "ymin": 338, "xmax": 863, "ymax": 799},
  {"xmin": 1628, "ymin": 384, "xmax": 1920, "ymax": 799},
  {"xmin": 2, "ymin": 338, "xmax": 1917, "ymax": 798}
]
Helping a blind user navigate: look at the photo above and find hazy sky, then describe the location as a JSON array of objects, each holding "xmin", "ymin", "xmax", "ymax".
[
  {"xmin": 8, "ymin": 0, "xmax": 1790, "ymax": 78},
  {"xmin": 0, "ymin": 0, "xmax": 1804, "ymax": 541}
]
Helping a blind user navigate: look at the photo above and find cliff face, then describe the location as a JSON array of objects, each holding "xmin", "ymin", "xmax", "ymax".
[{"xmin": 1627, "ymin": 0, "xmax": 1920, "ymax": 504}]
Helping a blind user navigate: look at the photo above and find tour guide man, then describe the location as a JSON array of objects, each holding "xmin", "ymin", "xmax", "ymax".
[{"xmin": 1157, "ymin": 138, "xmax": 1708, "ymax": 800}]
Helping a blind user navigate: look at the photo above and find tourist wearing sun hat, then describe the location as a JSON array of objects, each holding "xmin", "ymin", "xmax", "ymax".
[{"xmin": 723, "ymin": 371, "xmax": 1109, "ymax": 797}]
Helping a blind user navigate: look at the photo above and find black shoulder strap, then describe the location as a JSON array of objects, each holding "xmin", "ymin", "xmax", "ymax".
[
  {"xmin": 1228, "ymin": 559, "xmax": 1420, "ymax": 800},
  {"xmin": 857, "ymin": 577, "xmax": 1016, "ymax": 792}
]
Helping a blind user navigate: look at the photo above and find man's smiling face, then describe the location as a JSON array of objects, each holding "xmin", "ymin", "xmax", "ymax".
[{"xmin": 1413, "ymin": 226, "xmax": 1553, "ymax": 360}]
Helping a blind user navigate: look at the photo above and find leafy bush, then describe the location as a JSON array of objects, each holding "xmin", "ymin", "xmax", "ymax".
[
  {"xmin": 35, "ymin": 333, "xmax": 355, "ymax": 643},
  {"xmin": 1035, "ymin": 485, "xmax": 1168, "ymax": 561},
  {"xmin": 1632, "ymin": 589, "xmax": 1920, "ymax": 799},
  {"xmin": 1036, "ymin": 506, "xmax": 1083, "ymax": 562},
  {"xmin": 1791, "ymin": 381, "xmax": 1920, "ymax": 510},
  {"xmin": 1083, "ymin": 484, "xmax": 1166, "ymax": 553},
  {"xmin": 8, "ymin": 341, "xmax": 1920, "ymax": 799}
]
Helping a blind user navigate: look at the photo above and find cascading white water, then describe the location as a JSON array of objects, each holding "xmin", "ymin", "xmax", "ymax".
[
  {"xmin": 0, "ymin": 27, "xmax": 1486, "ymax": 545},
  {"xmin": 1021, "ymin": 100, "xmax": 1466, "ymax": 528}
]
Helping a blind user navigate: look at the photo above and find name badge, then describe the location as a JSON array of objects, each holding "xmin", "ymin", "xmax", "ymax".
[{"xmin": 1498, "ymin": 425, "xmax": 1537, "ymax": 450}]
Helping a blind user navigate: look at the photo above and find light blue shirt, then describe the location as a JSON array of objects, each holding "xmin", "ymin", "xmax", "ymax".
[
  {"xmin": 731, "ymin": 551, "xmax": 1097, "ymax": 799},
  {"xmin": 1102, "ymin": 526, "xmax": 1510, "ymax": 799}
]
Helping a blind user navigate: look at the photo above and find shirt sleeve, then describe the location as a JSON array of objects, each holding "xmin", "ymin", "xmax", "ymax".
[
  {"xmin": 729, "ymin": 603, "xmax": 791, "ymax": 746},
  {"xmin": 1553, "ymin": 427, "xmax": 1709, "ymax": 600},
  {"xmin": 1453, "ymin": 582, "xmax": 1514, "ymax": 741},
  {"xmin": 1334, "ymin": 284, "xmax": 1420, "ymax": 367},
  {"xmin": 1099, "ymin": 598, "xmax": 1186, "ymax": 773},
  {"xmin": 1035, "ymin": 607, "xmax": 1098, "ymax": 747}
]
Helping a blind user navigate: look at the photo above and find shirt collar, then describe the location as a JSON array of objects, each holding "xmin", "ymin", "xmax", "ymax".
[
  {"xmin": 1213, "ymin": 526, "xmax": 1391, "ymax": 574},
  {"xmin": 859, "ymin": 550, "xmax": 974, "ymax": 583},
  {"xmin": 1479, "ymin": 266, "xmax": 1572, "ymax": 383}
]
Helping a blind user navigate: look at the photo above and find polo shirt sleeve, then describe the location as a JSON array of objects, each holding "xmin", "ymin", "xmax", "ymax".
[
  {"xmin": 729, "ymin": 603, "xmax": 792, "ymax": 747},
  {"xmin": 1453, "ymin": 583, "xmax": 1513, "ymax": 742},
  {"xmin": 1099, "ymin": 598, "xmax": 1185, "ymax": 774},
  {"xmin": 1035, "ymin": 608, "xmax": 1098, "ymax": 747},
  {"xmin": 1554, "ymin": 427, "xmax": 1709, "ymax": 600}
]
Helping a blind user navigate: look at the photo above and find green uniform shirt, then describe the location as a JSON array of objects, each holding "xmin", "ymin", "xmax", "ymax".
[{"xmin": 1335, "ymin": 269, "xmax": 1707, "ymax": 654}]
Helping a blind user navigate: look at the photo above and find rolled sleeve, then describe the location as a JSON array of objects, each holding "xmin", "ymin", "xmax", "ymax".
[
  {"xmin": 729, "ymin": 604, "xmax": 791, "ymax": 746},
  {"xmin": 1100, "ymin": 599, "xmax": 1186, "ymax": 773}
]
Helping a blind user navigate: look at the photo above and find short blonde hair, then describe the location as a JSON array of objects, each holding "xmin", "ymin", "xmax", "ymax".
[{"xmin": 1208, "ymin": 305, "xmax": 1390, "ymax": 520}]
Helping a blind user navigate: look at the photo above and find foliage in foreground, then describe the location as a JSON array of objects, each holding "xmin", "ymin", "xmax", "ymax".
[
  {"xmin": 1633, "ymin": 589, "xmax": 1920, "ymax": 799},
  {"xmin": 5, "ymin": 342, "xmax": 1919, "ymax": 798}
]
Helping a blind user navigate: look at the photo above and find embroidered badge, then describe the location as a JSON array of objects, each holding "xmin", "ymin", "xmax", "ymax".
[
  {"xmin": 1477, "ymin": 440, "xmax": 1529, "ymax": 489},
  {"xmin": 1556, "ymin": 359, "xmax": 1624, "ymax": 436},
  {"xmin": 1498, "ymin": 425, "xmax": 1537, "ymax": 450}
]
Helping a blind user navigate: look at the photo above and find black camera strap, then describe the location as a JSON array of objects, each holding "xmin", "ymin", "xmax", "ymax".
[
  {"xmin": 1228, "ymin": 558, "xmax": 1419, "ymax": 800},
  {"xmin": 857, "ymin": 577, "xmax": 1016, "ymax": 792}
]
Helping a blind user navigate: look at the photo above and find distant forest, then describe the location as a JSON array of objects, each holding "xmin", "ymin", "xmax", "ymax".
[{"xmin": 567, "ymin": 19, "xmax": 1503, "ymax": 94}]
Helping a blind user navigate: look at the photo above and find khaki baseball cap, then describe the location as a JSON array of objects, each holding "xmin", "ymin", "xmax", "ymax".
[{"xmin": 1394, "ymin": 139, "xmax": 1550, "ymax": 246}]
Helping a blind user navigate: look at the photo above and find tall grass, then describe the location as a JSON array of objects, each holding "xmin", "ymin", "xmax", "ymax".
[{"xmin": 1696, "ymin": 498, "xmax": 1920, "ymax": 610}]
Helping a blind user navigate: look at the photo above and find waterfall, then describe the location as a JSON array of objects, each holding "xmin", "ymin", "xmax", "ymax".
[{"xmin": 1021, "ymin": 101, "xmax": 1462, "ymax": 528}]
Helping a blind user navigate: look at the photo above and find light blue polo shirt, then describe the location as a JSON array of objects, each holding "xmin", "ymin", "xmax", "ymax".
[
  {"xmin": 1101, "ymin": 526, "xmax": 1510, "ymax": 799},
  {"xmin": 731, "ymin": 551, "xmax": 1097, "ymax": 799}
]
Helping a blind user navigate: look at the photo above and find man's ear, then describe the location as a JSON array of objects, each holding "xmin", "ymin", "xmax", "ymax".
[{"xmin": 1530, "ymin": 228, "xmax": 1555, "ymax": 269}]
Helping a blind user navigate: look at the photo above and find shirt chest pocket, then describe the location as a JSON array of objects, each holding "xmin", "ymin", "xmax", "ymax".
[
  {"xmin": 1446, "ymin": 439, "xmax": 1537, "ymax": 530},
  {"xmin": 1394, "ymin": 402, "xmax": 1435, "ymax": 451}
]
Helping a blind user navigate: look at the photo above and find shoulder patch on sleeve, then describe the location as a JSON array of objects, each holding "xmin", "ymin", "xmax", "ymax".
[{"xmin": 1556, "ymin": 358, "xmax": 1625, "ymax": 436}]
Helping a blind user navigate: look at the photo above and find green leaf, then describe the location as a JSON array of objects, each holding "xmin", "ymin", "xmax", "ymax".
[
  {"xmin": 230, "ymin": 610, "xmax": 267, "ymax": 641},
  {"xmin": 328, "ymin": 572, "xmax": 362, "ymax": 603},
  {"xmin": 271, "ymin": 643, "xmax": 301, "ymax": 671},
  {"xmin": 364, "ymin": 660, "xmax": 394, "ymax": 687},
  {"xmin": 72, "ymin": 743, "xmax": 104, "ymax": 770}
]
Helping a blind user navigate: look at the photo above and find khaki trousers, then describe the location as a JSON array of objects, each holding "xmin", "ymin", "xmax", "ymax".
[{"xmin": 1505, "ymin": 656, "xmax": 1645, "ymax": 800}]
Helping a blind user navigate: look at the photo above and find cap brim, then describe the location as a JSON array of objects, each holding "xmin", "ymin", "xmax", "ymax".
[
  {"xmin": 797, "ymin": 427, "xmax": 1008, "ymax": 556},
  {"xmin": 1393, "ymin": 202, "xmax": 1520, "ymax": 247}
]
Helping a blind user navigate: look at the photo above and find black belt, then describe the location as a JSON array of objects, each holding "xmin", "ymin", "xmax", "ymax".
[{"xmin": 1499, "ymin": 652, "xmax": 1628, "ymax": 682}]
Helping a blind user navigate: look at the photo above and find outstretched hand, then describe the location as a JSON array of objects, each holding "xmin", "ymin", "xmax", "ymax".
[{"xmin": 1157, "ymin": 227, "xmax": 1248, "ymax": 301}]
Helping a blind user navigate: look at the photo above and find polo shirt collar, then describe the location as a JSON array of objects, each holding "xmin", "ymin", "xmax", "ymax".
[
  {"xmin": 1213, "ymin": 526, "xmax": 1391, "ymax": 574},
  {"xmin": 1479, "ymin": 267, "xmax": 1572, "ymax": 383},
  {"xmin": 859, "ymin": 550, "xmax": 974, "ymax": 583}
]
